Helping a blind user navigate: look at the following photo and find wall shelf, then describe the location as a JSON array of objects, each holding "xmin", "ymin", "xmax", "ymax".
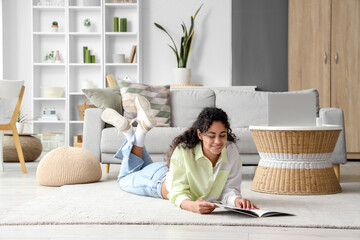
[
  {"xmin": 33, "ymin": 63, "xmax": 66, "ymax": 66},
  {"xmin": 105, "ymin": 63, "xmax": 137, "ymax": 66},
  {"xmin": 104, "ymin": 3, "xmax": 137, "ymax": 8},
  {"xmin": 31, "ymin": 0, "xmax": 141, "ymax": 146},
  {"xmin": 33, "ymin": 98, "xmax": 66, "ymax": 101},
  {"xmin": 69, "ymin": 32, "xmax": 102, "ymax": 36},
  {"xmin": 105, "ymin": 32, "xmax": 137, "ymax": 36},
  {"xmin": 33, "ymin": 121, "xmax": 66, "ymax": 124},
  {"xmin": 33, "ymin": 32, "xmax": 66, "ymax": 36}
]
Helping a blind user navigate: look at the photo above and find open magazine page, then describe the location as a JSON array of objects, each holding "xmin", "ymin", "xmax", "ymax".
[{"xmin": 214, "ymin": 203, "xmax": 294, "ymax": 218}]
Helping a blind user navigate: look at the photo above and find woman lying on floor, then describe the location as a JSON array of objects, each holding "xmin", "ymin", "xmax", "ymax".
[{"xmin": 101, "ymin": 96, "xmax": 258, "ymax": 214}]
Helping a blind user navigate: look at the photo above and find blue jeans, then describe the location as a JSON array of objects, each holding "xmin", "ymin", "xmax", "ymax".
[{"xmin": 115, "ymin": 135, "xmax": 168, "ymax": 199}]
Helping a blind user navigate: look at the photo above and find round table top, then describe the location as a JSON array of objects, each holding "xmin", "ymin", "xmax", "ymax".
[{"xmin": 249, "ymin": 124, "xmax": 342, "ymax": 131}]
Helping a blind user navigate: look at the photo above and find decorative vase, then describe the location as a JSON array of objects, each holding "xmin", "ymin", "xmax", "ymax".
[
  {"xmin": 173, "ymin": 68, "xmax": 191, "ymax": 85},
  {"xmin": 120, "ymin": 18, "xmax": 127, "ymax": 32},
  {"xmin": 114, "ymin": 17, "xmax": 119, "ymax": 32},
  {"xmin": 113, "ymin": 54, "xmax": 125, "ymax": 63},
  {"xmin": 16, "ymin": 122, "xmax": 24, "ymax": 134},
  {"xmin": 55, "ymin": 50, "xmax": 61, "ymax": 63}
]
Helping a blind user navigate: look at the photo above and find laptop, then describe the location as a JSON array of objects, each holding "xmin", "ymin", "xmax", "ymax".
[{"xmin": 268, "ymin": 93, "xmax": 316, "ymax": 126}]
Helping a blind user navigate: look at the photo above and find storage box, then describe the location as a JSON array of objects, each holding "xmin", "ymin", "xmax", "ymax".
[
  {"xmin": 74, "ymin": 135, "xmax": 83, "ymax": 148},
  {"xmin": 38, "ymin": 133, "xmax": 65, "ymax": 152}
]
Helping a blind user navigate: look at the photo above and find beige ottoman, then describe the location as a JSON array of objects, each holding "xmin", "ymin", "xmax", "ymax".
[
  {"xmin": 4, "ymin": 134, "xmax": 42, "ymax": 162},
  {"xmin": 36, "ymin": 146, "xmax": 102, "ymax": 187}
]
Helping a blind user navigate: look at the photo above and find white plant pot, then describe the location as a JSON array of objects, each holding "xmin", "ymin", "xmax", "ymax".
[
  {"xmin": 16, "ymin": 122, "xmax": 24, "ymax": 134},
  {"xmin": 84, "ymin": 26, "xmax": 92, "ymax": 32},
  {"xmin": 173, "ymin": 68, "xmax": 191, "ymax": 85},
  {"xmin": 51, "ymin": 27, "xmax": 58, "ymax": 32}
]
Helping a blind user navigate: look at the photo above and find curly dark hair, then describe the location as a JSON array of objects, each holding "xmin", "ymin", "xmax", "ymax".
[{"xmin": 164, "ymin": 107, "xmax": 236, "ymax": 166}]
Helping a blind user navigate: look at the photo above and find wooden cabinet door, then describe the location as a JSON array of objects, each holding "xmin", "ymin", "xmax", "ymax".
[
  {"xmin": 331, "ymin": 0, "xmax": 360, "ymax": 155},
  {"xmin": 288, "ymin": 0, "xmax": 331, "ymax": 108}
]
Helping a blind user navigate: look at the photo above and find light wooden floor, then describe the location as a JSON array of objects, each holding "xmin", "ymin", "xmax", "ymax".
[{"xmin": 1, "ymin": 159, "xmax": 360, "ymax": 240}]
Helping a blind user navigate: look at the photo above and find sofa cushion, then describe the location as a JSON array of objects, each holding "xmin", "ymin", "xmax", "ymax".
[
  {"xmin": 170, "ymin": 89, "xmax": 215, "ymax": 127},
  {"xmin": 216, "ymin": 90, "xmax": 268, "ymax": 128},
  {"xmin": 145, "ymin": 127, "xmax": 187, "ymax": 153},
  {"xmin": 215, "ymin": 89, "xmax": 319, "ymax": 128},
  {"xmin": 232, "ymin": 128, "xmax": 258, "ymax": 153},
  {"xmin": 101, "ymin": 127, "xmax": 125, "ymax": 154}
]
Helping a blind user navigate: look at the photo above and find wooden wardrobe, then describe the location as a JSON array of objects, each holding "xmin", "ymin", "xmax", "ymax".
[{"xmin": 289, "ymin": 0, "xmax": 360, "ymax": 159}]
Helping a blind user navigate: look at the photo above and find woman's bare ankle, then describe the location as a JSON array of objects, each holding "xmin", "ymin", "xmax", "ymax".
[{"xmin": 131, "ymin": 145, "xmax": 143, "ymax": 158}]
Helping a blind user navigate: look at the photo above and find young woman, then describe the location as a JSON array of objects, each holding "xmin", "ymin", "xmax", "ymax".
[{"xmin": 101, "ymin": 96, "xmax": 258, "ymax": 214}]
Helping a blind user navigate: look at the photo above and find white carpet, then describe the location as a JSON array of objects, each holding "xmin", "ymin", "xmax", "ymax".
[{"xmin": 0, "ymin": 178, "xmax": 359, "ymax": 229}]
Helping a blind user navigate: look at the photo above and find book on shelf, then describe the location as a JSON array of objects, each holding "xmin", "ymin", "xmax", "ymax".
[
  {"xmin": 214, "ymin": 203, "xmax": 294, "ymax": 218},
  {"xmin": 128, "ymin": 45, "xmax": 137, "ymax": 63},
  {"xmin": 106, "ymin": 74, "xmax": 117, "ymax": 87}
]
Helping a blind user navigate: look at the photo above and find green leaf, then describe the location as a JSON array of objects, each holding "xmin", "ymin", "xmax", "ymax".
[
  {"xmin": 194, "ymin": 4, "xmax": 203, "ymax": 20},
  {"xmin": 167, "ymin": 44, "xmax": 180, "ymax": 65},
  {"xmin": 180, "ymin": 37, "xmax": 184, "ymax": 62},
  {"xmin": 181, "ymin": 21, "xmax": 188, "ymax": 39},
  {"xmin": 154, "ymin": 22, "xmax": 179, "ymax": 54},
  {"xmin": 178, "ymin": 57, "xmax": 184, "ymax": 68},
  {"xmin": 183, "ymin": 35, "xmax": 193, "ymax": 67}
]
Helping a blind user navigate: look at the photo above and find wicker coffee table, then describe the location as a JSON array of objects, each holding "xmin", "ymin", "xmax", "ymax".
[{"xmin": 249, "ymin": 124, "xmax": 342, "ymax": 195}]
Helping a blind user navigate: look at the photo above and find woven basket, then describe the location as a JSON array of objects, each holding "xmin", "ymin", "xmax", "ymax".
[
  {"xmin": 250, "ymin": 129, "xmax": 342, "ymax": 195},
  {"xmin": 77, "ymin": 99, "xmax": 96, "ymax": 121}
]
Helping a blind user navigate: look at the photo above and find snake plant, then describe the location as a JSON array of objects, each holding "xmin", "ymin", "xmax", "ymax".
[{"xmin": 154, "ymin": 4, "xmax": 203, "ymax": 68}]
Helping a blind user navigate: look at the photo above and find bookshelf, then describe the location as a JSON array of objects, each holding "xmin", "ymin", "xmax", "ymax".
[{"xmin": 31, "ymin": 0, "xmax": 141, "ymax": 147}]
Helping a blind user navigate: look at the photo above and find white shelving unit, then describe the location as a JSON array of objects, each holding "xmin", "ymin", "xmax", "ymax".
[{"xmin": 31, "ymin": 0, "xmax": 141, "ymax": 147}]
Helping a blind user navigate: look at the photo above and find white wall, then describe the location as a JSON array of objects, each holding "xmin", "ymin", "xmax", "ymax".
[
  {"xmin": 2, "ymin": 0, "xmax": 32, "ymax": 130},
  {"xmin": 142, "ymin": 0, "xmax": 232, "ymax": 86}
]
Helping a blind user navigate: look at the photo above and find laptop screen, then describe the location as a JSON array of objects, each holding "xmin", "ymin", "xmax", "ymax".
[{"xmin": 268, "ymin": 93, "xmax": 316, "ymax": 126}]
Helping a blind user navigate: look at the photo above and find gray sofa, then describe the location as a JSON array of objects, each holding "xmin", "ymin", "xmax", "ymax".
[{"xmin": 83, "ymin": 88, "xmax": 347, "ymax": 175}]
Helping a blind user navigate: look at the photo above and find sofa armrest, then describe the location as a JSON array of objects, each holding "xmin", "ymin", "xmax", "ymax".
[
  {"xmin": 82, "ymin": 108, "xmax": 105, "ymax": 161},
  {"xmin": 320, "ymin": 108, "xmax": 347, "ymax": 164}
]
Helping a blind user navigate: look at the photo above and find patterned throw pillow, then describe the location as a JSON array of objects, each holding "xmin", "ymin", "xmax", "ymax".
[{"xmin": 117, "ymin": 80, "xmax": 171, "ymax": 127}]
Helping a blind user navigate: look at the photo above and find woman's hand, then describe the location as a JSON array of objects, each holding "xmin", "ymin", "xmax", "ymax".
[
  {"xmin": 234, "ymin": 197, "xmax": 259, "ymax": 210},
  {"xmin": 181, "ymin": 199, "xmax": 217, "ymax": 214}
]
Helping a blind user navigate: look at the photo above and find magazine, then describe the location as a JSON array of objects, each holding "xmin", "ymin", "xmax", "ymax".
[{"xmin": 214, "ymin": 203, "xmax": 294, "ymax": 218}]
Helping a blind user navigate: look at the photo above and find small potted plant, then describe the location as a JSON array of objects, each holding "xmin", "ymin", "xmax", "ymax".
[
  {"xmin": 43, "ymin": 51, "xmax": 55, "ymax": 63},
  {"xmin": 83, "ymin": 18, "xmax": 92, "ymax": 32},
  {"xmin": 154, "ymin": 4, "xmax": 202, "ymax": 85},
  {"xmin": 16, "ymin": 106, "xmax": 31, "ymax": 134},
  {"xmin": 51, "ymin": 21, "xmax": 58, "ymax": 32}
]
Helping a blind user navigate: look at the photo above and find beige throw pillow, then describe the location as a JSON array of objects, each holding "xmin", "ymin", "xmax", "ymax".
[{"xmin": 117, "ymin": 80, "xmax": 171, "ymax": 127}]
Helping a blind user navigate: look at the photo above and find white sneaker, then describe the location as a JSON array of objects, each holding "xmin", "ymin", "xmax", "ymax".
[
  {"xmin": 134, "ymin": 96, "xmax": 157, "ymax": 131},
  {"xmin": 101, "ymin": 108, "xmax": 130, "ymax": 132}
]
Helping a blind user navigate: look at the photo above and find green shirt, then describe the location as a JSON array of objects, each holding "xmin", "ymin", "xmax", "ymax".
[{"xmin": 166, "ymin": 142, "xmax": 242, "ymax": 208}]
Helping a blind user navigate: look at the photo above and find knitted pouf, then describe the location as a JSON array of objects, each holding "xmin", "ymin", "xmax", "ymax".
[
  {"xmin": 36, "ymin": 146, "xmax": 102, "ymax": 187},
  {"xmin": 4, "ymin": 135, "xmax": 42, "ymax": 162}
]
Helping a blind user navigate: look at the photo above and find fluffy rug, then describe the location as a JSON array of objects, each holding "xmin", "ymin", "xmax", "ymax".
[{"xmin": 0, "ymin": 178, "xmax": 359, "ymax": 229}]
